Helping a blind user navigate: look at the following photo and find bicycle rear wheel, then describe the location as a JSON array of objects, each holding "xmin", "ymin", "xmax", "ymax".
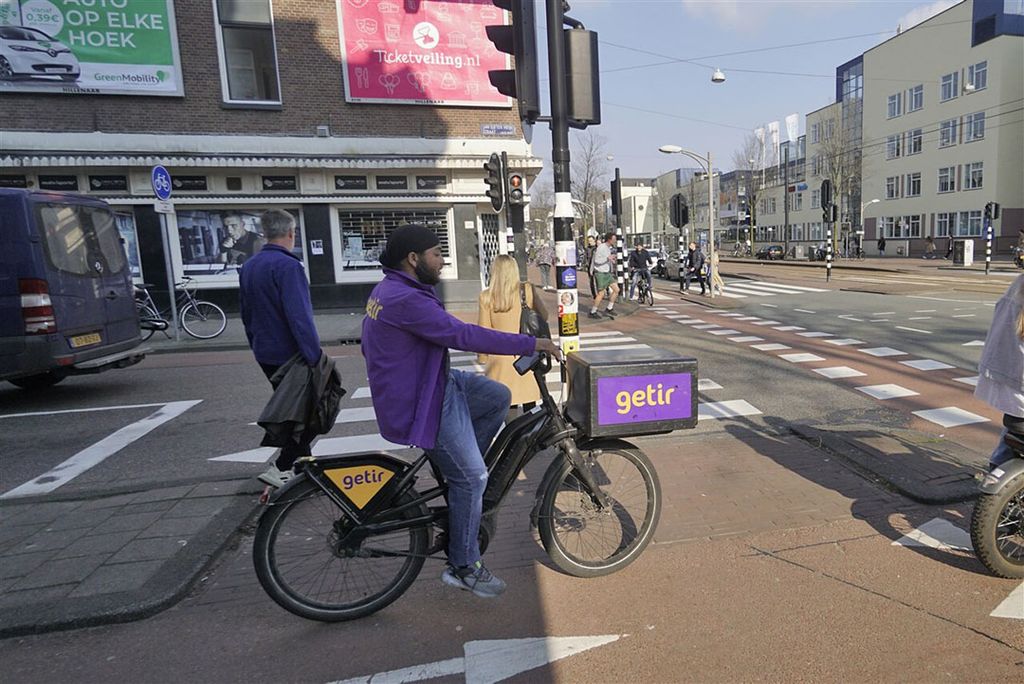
[
  {"xmin": 136, "ymin": 302, "xmax": 160, "ymax": 341},
  {"xmin": 537, "ymin": 444, "xmax": 661, "ymax": 578},
  {"xmin": 253, "ymin": 479, "xmax": 430, "ymax": 622},
  {"xmin": 180, "ymin": 300, "xmax": 226, "ymax": 339}
]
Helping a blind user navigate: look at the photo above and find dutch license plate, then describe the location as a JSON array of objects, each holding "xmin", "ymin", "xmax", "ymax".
[
  {"xmin": 69, "ymin": 332, "xmax": 102, "ymax": 348},
  {"xmin": 46, "ymin": 68, "xmax": 66, "ymax": 74}
]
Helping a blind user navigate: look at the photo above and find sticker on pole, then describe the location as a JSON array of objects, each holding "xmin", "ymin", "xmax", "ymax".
[{"xmin": 151, "ymin": 166, "xmax": 172, "ymax": 201}]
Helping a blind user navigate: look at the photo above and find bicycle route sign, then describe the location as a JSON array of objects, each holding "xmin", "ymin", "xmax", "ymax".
[{"xmin": 151, "ymin": 165, "xmax": 172, "ymax": 201}]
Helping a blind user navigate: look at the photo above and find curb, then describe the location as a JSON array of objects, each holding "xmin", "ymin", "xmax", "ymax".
[
  {"xmin": 0, "ymin": 491, "xmax": 261, "ymax": 639},
  {"xmin": 789, "ymin": 424, "xmax": 983, "ymax": 505}
]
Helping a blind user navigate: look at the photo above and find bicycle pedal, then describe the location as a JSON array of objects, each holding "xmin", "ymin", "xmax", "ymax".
[{"xmin": 259, "ymin": 486, "xmax": 272, "ymax": 505}]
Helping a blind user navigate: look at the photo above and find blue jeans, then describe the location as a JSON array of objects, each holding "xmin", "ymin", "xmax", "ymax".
[
  {"xmin": 426, "ymin": 370, "xmax": 511, "ymax": 567},
  {"xmin": 629, "ymin": 269, "xmax": 651, "ymax": 299}
]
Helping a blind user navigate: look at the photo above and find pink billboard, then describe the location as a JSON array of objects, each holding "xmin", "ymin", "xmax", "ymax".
[{"xmin": 337, "ymin": 0, "xmax": 513, "ymax": 107}]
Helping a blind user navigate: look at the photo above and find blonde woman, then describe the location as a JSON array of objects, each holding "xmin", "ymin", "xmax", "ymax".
[
  {"xmin": 710, "ymin": 250, "xmax": 725, "ymax": 296},
  {"xmin": 478, "ymin": 255, "xmax": 547, "ymax": 409},
  {"xmin": 976, "ymin": 274, "xmax": 1024, "ymax": 469}
]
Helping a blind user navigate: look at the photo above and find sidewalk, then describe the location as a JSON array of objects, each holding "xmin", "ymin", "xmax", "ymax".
[
  {"xmin": 721, "ymin": 253, "xmax": 1020, "ymax": 274},
  {"xmin": 0, "ymin": 270, "xmax": 994, "ymax": 638}
]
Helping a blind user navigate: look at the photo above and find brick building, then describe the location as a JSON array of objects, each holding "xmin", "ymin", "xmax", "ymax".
[{"xmin": 0, "ymin": 0, "xmax": 540, "ymax": 308}]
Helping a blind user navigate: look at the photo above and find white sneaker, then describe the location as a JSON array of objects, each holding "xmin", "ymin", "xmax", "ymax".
[{"xmin": 258, "ymin": 465, "xmax": 294, "ymax": 488}]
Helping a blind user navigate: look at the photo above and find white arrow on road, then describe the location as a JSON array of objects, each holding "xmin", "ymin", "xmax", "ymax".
[{"xmin": 330, "ymin": 634, "xmax": 622, "ymax": 684}]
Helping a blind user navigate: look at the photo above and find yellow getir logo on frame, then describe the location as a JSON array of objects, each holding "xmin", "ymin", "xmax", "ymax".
[{"xmin": 325, "ymin": 465, "xmax": 395, "ymax": 509}]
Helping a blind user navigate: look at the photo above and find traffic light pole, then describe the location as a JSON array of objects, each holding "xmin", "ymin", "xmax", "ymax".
[{"xmin": 547, "ymin": 0, "xmax": 580, "ymax": 356}]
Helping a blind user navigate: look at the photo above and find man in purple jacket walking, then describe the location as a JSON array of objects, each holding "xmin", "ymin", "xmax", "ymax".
[
  {"xmin": 363, "ymin": 224, "xmax": 560, "ymax": 598},
  {"xmin": 239, "ymin": 209, "xmax": 322, "ymax": 488}
]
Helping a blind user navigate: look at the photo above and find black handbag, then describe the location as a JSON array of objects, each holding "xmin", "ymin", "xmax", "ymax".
[{"xmin": 519, "ymin": 283, "xmax": 550, "ymax": 338}]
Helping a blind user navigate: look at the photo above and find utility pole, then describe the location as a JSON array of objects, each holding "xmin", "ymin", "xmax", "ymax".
[{"xmin": 782, "ymin": 144, "xmax": 790, "ymax": 256}]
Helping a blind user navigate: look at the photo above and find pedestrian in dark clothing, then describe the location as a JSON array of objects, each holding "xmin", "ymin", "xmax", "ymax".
[
  {"xmin": 945, "ymin": 236, "xmax": 954, "ymax": 260},
  {"xmin": 681, "ymin": 242, "xmax": 706, "ymax": 295},
  {"xmin": 239, "ymin": 209, "xmax": 323, "ymax": 488},
  {"xmin": 877, "ymin": 235, "xmax": 886, "ymax": 256},
  {"xmin": 583, "ymin": 235, "xmax": 598, "ymax": 299}
]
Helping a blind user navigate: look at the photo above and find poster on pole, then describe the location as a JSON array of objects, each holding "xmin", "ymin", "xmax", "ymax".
[
  {"xmin": 0, "ymin": 0, "xmax": 183, "ymax": 96},
  {"xmin": 337, "ymin": 0, "xmax": 511, "ymax": 107}
]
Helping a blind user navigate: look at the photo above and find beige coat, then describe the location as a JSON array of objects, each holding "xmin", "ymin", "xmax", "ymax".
[{"xmin": 477, "ymin": 284, "xmax": 541, "ymax": 405}]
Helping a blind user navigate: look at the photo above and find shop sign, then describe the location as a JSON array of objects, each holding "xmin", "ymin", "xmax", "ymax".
[
  {"xmin": 262, "ymin": 176, "xmax": 297, "ymax": 191},
  {"xmin": 88, "ymin": 175, "xmax": 128, "ymax": 192},
  {"xmin": 335, "ymin": 175, "xmax": 368, "ymax": 190},
  {"xmin": 0, "ymin": 0, "xmax": 184, "ymax": 96},
  {"xmin": 38, "ymin": 174, "xmax": 78, "ymax": 191},
  {"xmin": 415, "ymin": 175, "xmax": 447, "ymax": 190},
  {"xmin": 337, "ymin": 0, "xmax": 510, "ymax": 107},
  {"xmin": 172, "ymin": 175, "xmax": 208, "ymax": 191},
  {"xmin": 481, "ymin": 123, "xmax": 515, "ymax": 137},
  {"xmin": 376, "ymin": 175, "xmax": 408, "ymax": 190},
  {"xmin": 0, "ymin": 175, "xmax": 28, "ymax": 188}
]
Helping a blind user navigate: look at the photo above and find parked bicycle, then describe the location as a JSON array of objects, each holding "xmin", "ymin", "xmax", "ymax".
[
  {"xmin": 134, "ymin": 276, "xmax": 227, "ymax": 340},
  {"xmin": 252, "ymin": 351, "xmax": 664, "ymax": 622}
]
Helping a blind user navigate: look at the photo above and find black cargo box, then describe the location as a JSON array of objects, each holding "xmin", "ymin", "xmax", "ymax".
[{"xmin": 564, "ymin": 347, "xmax": 698, "ymax": 438}]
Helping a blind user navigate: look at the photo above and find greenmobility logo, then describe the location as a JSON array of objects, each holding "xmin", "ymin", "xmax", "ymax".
[{"xmin": 93, "ymin": 72, "xmax": 167, "ymax": 84}]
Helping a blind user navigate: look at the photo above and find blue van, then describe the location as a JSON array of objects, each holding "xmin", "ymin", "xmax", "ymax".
[{"xmin": 0, "ymin": 189, "xmax": 146, "ymax": 389}]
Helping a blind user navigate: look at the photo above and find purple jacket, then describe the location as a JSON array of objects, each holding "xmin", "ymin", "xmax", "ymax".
[{"xmin": 362, "ymin": 269, "xmax": 535, "ymax": 449}]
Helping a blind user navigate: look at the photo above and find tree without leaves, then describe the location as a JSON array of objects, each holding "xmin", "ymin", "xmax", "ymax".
[
  {"xmin": 569, "ymin": 130, "xmax": 611, "ymax": 236},
  {"xmin": 817, "ymin": 113, "xmax": 861, "ymax": 228}
]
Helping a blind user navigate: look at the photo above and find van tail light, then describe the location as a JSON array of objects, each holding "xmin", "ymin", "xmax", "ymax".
[{"xmin": 19, "ymin": 279, "xmax": 57, "ymax": 334}]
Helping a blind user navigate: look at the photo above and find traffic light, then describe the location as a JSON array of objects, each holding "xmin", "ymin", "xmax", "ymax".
[
  {"xmin": 485, "ymin": 0, "xmax": 541, "ymax": 125},
  {"xmin": 483, "ymin": 152, "xmax": 505, "ymax": 212},
  {"xmin": 984, "ymin": 202, "xmax": 1000, "ymax": 220},
  {"xmin": 821, "ymin": 205, "xmax": 838, "ymax": 223},
  {"xmin": 670, "ymin": 194, "xmax": 689, "ymax": 228},
  {"xmin": 507, "ymin": 170, "xmax": 524, "ymax": 205},
  {"xmin": 984, "ymin": 202, "xmax": 992, "ymax": 220},
  {"xmin": 820, "ymin": 179, "xmax": 832, "ymax": 210}
]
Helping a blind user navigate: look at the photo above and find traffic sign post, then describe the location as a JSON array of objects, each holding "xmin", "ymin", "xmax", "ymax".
[{"xmin": 151, "ymin": 165, "xmax": 180, "ymax": 341}]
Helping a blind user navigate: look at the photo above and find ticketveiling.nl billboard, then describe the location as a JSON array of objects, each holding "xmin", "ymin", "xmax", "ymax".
[
  {"xmin": 0, "ymin": 0, "xmax": 183, "ymax": 96},
  {"xmin": 337, "ymin": 0, "xmax": 511, "ymax": 107}
]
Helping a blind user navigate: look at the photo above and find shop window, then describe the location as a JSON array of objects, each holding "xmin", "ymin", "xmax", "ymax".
[
  {"xmin": 215, "ymin": 0, "xmax": 281, "ymax": 103},
  {"xmin": 338, "ymin": 208, "xmax": 450, "ymax": 272},
  {"xmin": 176, "ymin": 208, "xmax": 300, "ymax": 278}
]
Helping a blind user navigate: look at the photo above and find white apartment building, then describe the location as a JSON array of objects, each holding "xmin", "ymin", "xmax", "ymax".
[{"xmin": 861, "ymin": 0, "xmax": 1023, "ymax": 255}]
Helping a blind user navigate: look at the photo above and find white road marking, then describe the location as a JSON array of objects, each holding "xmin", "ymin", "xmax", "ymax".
[
  {"xmin": 951, "ymin": 314, "xmax": 976, "ymax": 318},
  {"xmin": 676, "ymin": 319, "xmax": 705, "ymax": 325},
  {"xmin": 779, "ymin": 353, "xmax": 827, "ymax": 363},
  {"xmin": 773, "ymin": 325, "xmax": 805, "ymax": 331},
  {"xmin": 334, "ymin": 407, "xmax": 379, "ymax": 424},
  {"xmin": 692, "ymin": 324, "xmax": 721, "ymax": 330},
  {"xmin": 707, "ymin": 328, "xmax": 741, "ymax": 336},
  {"xmin": 749, "ymin": 281, "xmax": 826, "ymax": 292},
  {"xmin": 794, "ymin": 308, "xmax": 816, "ymax": 314},
  {"xmin": 331, "ymin": 635, "xmax": 623, "ymax": 684},
  {"xmin": 954, "ymin": 376, "xmax": 979, "ymax": 387},
  {"xmin": 664, "ymin": 314, "xmax": 694, "ymax": 320},
  {"xmin": 814, "ymin": 366, "xmax": 866, "ymax": 379},
  {"xmin": 716, "ymin": 312, "xmax": 744, "ymax": 317},
  {"xmin": 759, "ymin": 303, "xmax": 778, "ymax": 308},
  {"xmin": 210, "ymin": 447, "xmax": 277, "ymax": 464},
  {"xmin": 874, "ymin": 311, "xmax": 896, "ymax": 315},
  {"xmin": 0, "ymin": 402, "xmax": 170, "ymax": 420},
  {"xmin": 728, "ymin": 336, "xmax": 764, "ymax": 343},
  {"xmin": 895, "ymin": 326, "xmax": 933, "ymax": 335},
  {"xmin": 698, "ymin": 400, "xmax": 762, "ymax": 420},
  {"xmin": 698, "ymin": 379, "xmax": 723, "ymax": 391},
  {"xmin": 856, "ymin": 384, "xmax": 919, "ymax": 400},
  {"xmin": 587, "ymin": 344, "xmax": 650, "ymax": 352},
  {"xmin": 797, "ymin": 332, "xmax": 833, "ymax": 338},
  {"xmin": 963, "ymin": 340, "xmax": 985, "ymax": 347},
  {"xmin": 907, "ymin": 316, "xmax": 932, "ymax": 320},
  {"xmin": 751, "ymin": 343, "xmax": 791, "ymax": 351},
  {"xmin": 837, "ymin": 315, "xmax": 865, "ymax": 322},
  {"xmin": 860, "ymin": 347, "xmax": 907, "ymax": 357},
  {"xmin": 912, "ymin": 407, "xmax": 989, "ymax": 428},
  {"xmin": 751, "ymin": 320, "xmax": 782, "ymax": 326},
  {"xmin": 900, "ymin": 359, "xmax": 956, "ymax": 371},
  {"xmin": 825, "ymin": 338, "xmax": 864, "ymax": 346},
  {"xmin": 723, "ymin": 285, "xmax": 772, "ymax": 297},
  {"xmin": 2, "ymin": 401, "xmax": 202, "ymax": 499},
  {"xmin": 990, "ymin": 582, "xmax": 1024, "ymax": 621},
  {"xmin": 869, "ymin": 319, "xmax": 890, "ymax": 322},
  {"xmin": 893, "ymin": 517, "xmax": 970, "ymax": 552},
  {"xmin": 351, "ymin": 387, "xmax": 372, "ymax": 399},
  {"xmin": 734, "ymin": 316, "xmax": 763, "ymax": 321},
  {"xmin": 914, "ymin": 309, "xmax": 937, "ymax": 313}
]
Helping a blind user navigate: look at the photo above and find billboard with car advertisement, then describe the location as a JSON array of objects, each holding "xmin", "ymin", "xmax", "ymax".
[
  {"xmin": 337, "ymin": 0, "xmax": 511, "ymax": 107},
  {"xmin": 0, "ymin": 0, "xmax": 182, "ymax": 96}
]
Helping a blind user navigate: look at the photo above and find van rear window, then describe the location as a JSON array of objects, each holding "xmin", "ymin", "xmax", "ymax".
[{"xmin": 35, "ymin": 203, "xmax": 127, "ymax": 276}]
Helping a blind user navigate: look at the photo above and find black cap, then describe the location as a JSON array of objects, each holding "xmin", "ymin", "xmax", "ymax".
[{"xmin": 380, "ymin": 224, "xmax": 440, "ymax": 269}]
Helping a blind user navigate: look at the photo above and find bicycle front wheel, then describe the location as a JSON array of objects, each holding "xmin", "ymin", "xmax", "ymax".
[
  {"xmin": 537, "ymin": 444, "xmax": 661, "ymax": 578},
  {"xmin": 253, "ymin": 479, "xmax": 430, "ymax": 622},
  {"xmin": 180, "ymin": 301, "xmax": 226, "ymax": 339}
]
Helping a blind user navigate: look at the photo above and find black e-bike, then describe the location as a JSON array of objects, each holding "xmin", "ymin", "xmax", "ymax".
[{"xmin": 252, "ymin": 352, "xmax": 662, "ymax": 622}]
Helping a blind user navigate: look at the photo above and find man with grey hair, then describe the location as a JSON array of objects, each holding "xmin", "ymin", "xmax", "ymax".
[{"xmin": 240, "ymin": 209, "xmax": 322, "ymax": 487}]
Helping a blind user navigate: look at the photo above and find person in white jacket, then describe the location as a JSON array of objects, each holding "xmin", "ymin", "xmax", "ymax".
[{"xmin": 975, "ymin": 275, "xmax": 1024, "ymax": 469}]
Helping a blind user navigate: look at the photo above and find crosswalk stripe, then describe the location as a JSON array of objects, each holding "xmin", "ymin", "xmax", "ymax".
[
  {"xmin": 698, "ymin": 400, "xmax": 761, "ymax": 420},
  {"xmin": 749, "ymin": 280, "xmax": 827, "ymax": 292},
  {"xmin": 721, "ymin": 285, "xmax": 773, "ymax": 297}
]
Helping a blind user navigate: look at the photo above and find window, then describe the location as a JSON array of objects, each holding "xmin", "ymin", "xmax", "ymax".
[
  {"xmin": 338, "ymin": 208, "xmax": 451, "ymax": 273},
  {"xmin": 1007, "ymin": 0, "xmax": 1024, "ymax": 15},
  {"xmin": 887, "ymin": 93, "xmax": 902, "ymax": 118},
  {"xmin": 938, "ymin": 166, "xmax": 956, "ymax": 193},
  {"xmin": 963, "ymin": 161, "xmax": 984, "ymax": 190},
  {"xmin": 886, "ymin": 176, "xmax": 900, "ymax": 199},
  {"xmin": 35, "ymin": 203, "xmax": 128, "ymax": 276},
  {"xmin": 215, "ymin": 0, "xmax": 281, "ymax": 103},
  {"xmin": 967, "ymin": 60, "xmax": 987, "ymax": 91},
  {"xmin": 793, "ymin": 192, "xmax": 803, "ymax": 211},
  {"xmin": 936, "ymin": 212, "xmax": 953, "ymax": 236},
  {"xmin": 908, "ymin": 85, "xmax": 924, "ymax": 112},
  {"xmin": 904, "ymin": 214, "xmax": 922, "ymax": 238},
  {"xmin": 769, "ymin": 198, "xmax": 777, "ymax": 214},
  {"xmin": 886, "ymin": 134, "xmax": 902, "ymax": 159},
  {"xmin": 939, "ymin": 118, "xmax": 958, "ymax": 147},
  {"xmin": 965, "ymin": 111, "xmax": 986, "ymax": 141},
  {"xmin": 824, "ymin": 120, "xmax": 835, "ymax": 140},
  {"xmin": 792, "ymin": 223, "xmax": 805, "ymax": 241},
  {"xmin": 810, "ymin": 123, "xmax": 820, "ymax": 144},
  {"xmin": 809, "ymin": 222, "xmax": 823, "ymax": 241},
  {"xmin": 886, "ymin": 215, "xmax": 923, "ymax": 238},
  {"xmin": 906, "ymin": 172, "xmax": 921, "ymax": 197},
  {"xmin": 881, "ymin": 216, "xmax": 895, "ymax": 237},
  {"xmin": 811, "ymin": 189, "xmax": 821, "ymax": 209},
  {"xmin": 956, "ymin": 210, "xmax": 983, "ymax": 236},
  {"xmin": 907, "ymin": 128, "xmax": 923, "ymax": 155},
  {"xmin": 940, "ymin": 72, "xmax": 958, "ymax": 101},
  {"xmin": 811, "ymin": 154, "xmax": 822, "ymax": 177}
]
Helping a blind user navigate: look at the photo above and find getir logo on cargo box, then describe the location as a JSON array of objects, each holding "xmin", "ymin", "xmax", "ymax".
[
  {"xmin": 324, "ymin": 465, "xmax": 395, "ymax": 508},
  {"xmin": 596, "ymin": 373, "xmax": 692, "ymax": 426}
]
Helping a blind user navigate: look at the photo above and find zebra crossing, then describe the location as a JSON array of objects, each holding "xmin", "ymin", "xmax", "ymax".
[
  {"xmin": 716, "ymin": 279, "xmax": 827, "ymax": 299},
  {"xmin": 209, "ymin": 330, "xmax": 762, "ymax": 464}
]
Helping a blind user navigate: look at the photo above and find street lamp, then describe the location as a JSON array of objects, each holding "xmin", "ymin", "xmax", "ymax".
[
  {"xmin": 570, "ymin": 198, "xmax": 597, "ymax": 238},
  {"xmin": 659, "ymin": 144, "xmax": 717, "ymax": 299}
]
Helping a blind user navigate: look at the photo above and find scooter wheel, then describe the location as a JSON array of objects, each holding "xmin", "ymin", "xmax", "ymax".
[{"xmin": 970, "ymin": 472, "xmax": 1024, "ymax": 579}]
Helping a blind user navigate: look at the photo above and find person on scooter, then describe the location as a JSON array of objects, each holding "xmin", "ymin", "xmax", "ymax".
[{"xmin": 975, "ymin": 274, "xmax": 1024, "ymax": 470}]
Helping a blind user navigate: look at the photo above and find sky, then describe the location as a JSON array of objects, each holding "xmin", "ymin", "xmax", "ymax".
[{"xmin": 528, "ymin": 0, "xmax": 962, "ymax": 183}]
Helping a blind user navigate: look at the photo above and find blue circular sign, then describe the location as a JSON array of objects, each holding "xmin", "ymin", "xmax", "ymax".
[
  {"xmin": 561, "ymin": 267, "xmax": 577, "ymax": 288},
  {"xmin": 151, "ymin": 165, "xmax": 172, "ymax": 201}
]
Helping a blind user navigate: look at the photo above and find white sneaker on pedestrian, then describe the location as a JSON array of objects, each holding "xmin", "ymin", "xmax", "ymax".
[{"xmin": 258, "ymin": 465, "xmax": 294, "ymax": 488}]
